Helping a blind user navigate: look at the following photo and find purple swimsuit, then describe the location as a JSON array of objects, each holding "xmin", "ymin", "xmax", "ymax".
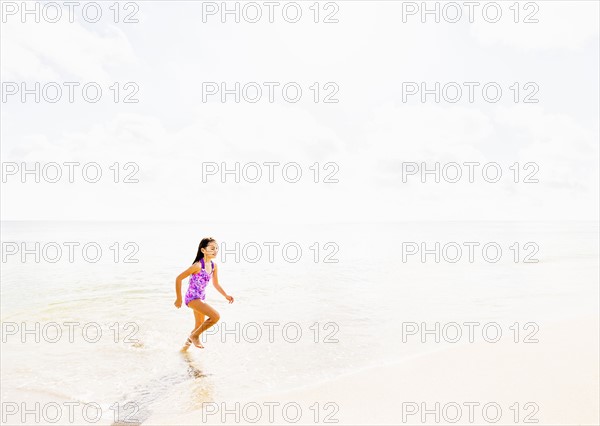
[{"xmin": 185, "ymin": 258, "xmax": 214, "ymax": 306}]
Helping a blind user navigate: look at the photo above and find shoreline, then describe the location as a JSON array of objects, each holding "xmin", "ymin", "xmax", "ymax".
[{"xmin": 150, "ymin": 315, "xmax": 599, "ymax": 425}]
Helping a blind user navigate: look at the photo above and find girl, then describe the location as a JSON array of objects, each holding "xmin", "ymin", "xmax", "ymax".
[{"xmin": 174, "ymin": 237, "xmax": 234, "ymax": 349}]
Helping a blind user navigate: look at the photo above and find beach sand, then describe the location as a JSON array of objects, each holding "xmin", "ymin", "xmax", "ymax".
[{"xmin": 150, "ymin": 316, "xmax": 599, "ymax": 425}]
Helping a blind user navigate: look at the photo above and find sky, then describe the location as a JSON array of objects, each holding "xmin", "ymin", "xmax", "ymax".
[{"xmin": 1, "ymin": 0, "xmax": 599, "ymax": 223}]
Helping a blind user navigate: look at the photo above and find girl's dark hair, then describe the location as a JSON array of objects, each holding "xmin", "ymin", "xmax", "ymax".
[{"xmin": 192, "ymin": 237, "xmax": 216, "ymax": 264}]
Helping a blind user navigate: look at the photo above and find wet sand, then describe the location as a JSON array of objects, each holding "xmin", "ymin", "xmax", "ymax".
[{"xmin": 151, "ymin": 316, "xmax": 599, "ymax": 425}]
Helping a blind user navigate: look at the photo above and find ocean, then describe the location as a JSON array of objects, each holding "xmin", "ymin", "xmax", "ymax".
[{"xmin": 1, "ymin": 220, "xmax": 598, "ymax": 424}]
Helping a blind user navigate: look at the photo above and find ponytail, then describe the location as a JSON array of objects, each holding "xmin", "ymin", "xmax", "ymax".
[{"xmin": 192, "ymin": 237, "xmax": 216, "ymax": 265}]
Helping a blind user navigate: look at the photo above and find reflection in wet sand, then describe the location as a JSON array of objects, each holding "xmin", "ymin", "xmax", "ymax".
[{"xmin": 111, "ymin": 351, "xmax": 212, "ymax": 425}]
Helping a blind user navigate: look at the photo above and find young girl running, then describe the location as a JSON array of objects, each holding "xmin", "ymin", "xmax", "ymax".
[{"xmin": 174, "ymin": 237, "xmax": 234, "ymax": 349}]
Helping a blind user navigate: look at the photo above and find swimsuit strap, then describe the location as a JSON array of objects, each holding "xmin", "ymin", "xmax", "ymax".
[
  {"xmin": 200, "ymin": 258, "xmax": 205, "ymax": 269},
  {"xmin": 211, "ymin": 260, "xmax": 214, "ymax": 269}
]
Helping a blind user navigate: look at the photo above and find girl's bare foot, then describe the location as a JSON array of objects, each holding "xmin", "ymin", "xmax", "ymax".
[{"xmin": 189, "ymin": 335, "xmax": 204, "ymax": 349}]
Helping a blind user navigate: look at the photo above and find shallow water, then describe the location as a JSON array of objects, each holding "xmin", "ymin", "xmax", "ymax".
[{"xmin": 1, "ymin": 221, "xmax": 598, "ymax": 423}]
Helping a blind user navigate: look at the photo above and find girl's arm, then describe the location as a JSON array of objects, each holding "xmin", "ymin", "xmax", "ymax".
[
  {"xmin": 212, "ymin": 264, "xmax": 234, "ymax": 303},
  {"xmin": 174, "ymin": 265, "xmax": 200, "ymax": 305}
]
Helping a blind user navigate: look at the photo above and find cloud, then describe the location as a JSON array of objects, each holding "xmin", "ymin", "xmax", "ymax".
[
  {"xmin": 1, "ymin": 2, "xmax": 598, "ymax": 222},
  {"xmin": 1, "ymin": 17, "xmax": 138, "ymax": 84},
  {"xmin": 351, "ymin": 102, "xmax": 599, "ymax": 220},
  {"xmin": 469, "ymin": 1, "xmax": 599, "ymax": 51},
  {"xmin": 496, "ymin": 105, "xmax": 599, "ymax": 190},
  {"xmin": 0, "ymin": 104, "xmax": 350, "ymax": 221}
]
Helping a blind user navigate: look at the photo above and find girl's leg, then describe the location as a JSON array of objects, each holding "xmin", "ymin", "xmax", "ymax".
[
  {"xmin": 182, "ymin": 309, "xmax": 207, "ymax": 350},
  {"xmin": 192, "ymin": 309, "xmax": 206, "ymax": 334},
  {"xmin": 188, "ymin": 299, "xmax": 220, "ymax": 344}
]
